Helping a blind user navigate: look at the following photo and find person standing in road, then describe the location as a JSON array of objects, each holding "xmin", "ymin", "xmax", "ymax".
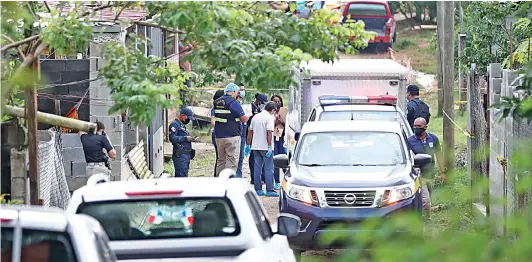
[
  {"xmin": 214, "ymin": 83, "xmax": 249, "ymax": 176},
  {"xmin": 235, "ymin": 83, "xmax": 247, "ymax": 178},
  {"xmin": 248, "ymin": 93, "xmax": 269, "ymax": 185},
  {"xmin": 245, "ymin": 102, "xmax": 279, "ymax": 197},
  {"xmin": 406, "ymin": 84, "xmax": 431, "ymax": 131},
  {"xmin": 210, "ymin": 89, "xmax": 225, "ymax": 177},
  {"xmin": 169, "ymin": 108, "xmax": 196, "ymax": 177},
  {"xmin": 406, "ymin": 117, "xmax": 445, "ymax": 218},
  {"xmin": 271, "ymin": 95, "xmax": 286, "ymax": 190},
  {"xmin": 81, "ymin": 121, "xmax": 116, "ymax": 178}
]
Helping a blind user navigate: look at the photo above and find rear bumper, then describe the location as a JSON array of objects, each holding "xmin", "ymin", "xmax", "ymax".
[
  {"xmin": 280, "ymin": 191, "xmax": 421, "ymax": 250},
  {"xmin": 369, "ymin": 35, "xmax": 391, "ymax": 44}
]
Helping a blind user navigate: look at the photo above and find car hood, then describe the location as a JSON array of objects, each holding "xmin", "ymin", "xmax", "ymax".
[{"xmin": 288, "ymin": 164, "xmax": 413, "ymax": 188}]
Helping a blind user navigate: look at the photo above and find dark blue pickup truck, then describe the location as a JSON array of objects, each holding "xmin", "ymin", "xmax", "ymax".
[{"xmin": 274, "ymin": 120, "xmax": 431, "ymax": 261}]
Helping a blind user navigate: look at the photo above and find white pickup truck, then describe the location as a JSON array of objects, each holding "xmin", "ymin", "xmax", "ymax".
[
  {"xmin": 66, "ymin": 172, "xmax": 301, "ymax": 262},
  {"xmin": 285, "ymin": 58, "xmax": 410, "ymax": 159},
  {"xmin": 1, "ymin": 204, "xmax": 117, "ymax": 262}
]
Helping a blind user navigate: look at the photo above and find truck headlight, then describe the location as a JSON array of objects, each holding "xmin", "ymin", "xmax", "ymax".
[
  {"xmin": 284, "ymin": 182, "xmax": 318, "ymax": 206},
  {"xmin": 381, "ymin": 181, "xmax": 415, "ymax": 206}
]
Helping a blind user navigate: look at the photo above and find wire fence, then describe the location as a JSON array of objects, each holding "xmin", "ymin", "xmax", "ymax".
[{"xmin": 38, "ymin": 129, "xmax": 70, "ymax": 209}]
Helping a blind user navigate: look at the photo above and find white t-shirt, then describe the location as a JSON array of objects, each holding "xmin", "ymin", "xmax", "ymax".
[{"xmin": 250, "ymin": 111, "xmax": 275, "ymax": 151}]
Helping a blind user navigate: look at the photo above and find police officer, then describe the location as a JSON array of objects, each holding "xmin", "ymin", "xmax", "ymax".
[
  {"xmin": 214, "ymin": 83, "xmax": 249, "ymax": 177},
  {"xmin": 407, "ymin": 84, "xmax": 431, "ymax": 131},
  {"xmin": 169, "ymin": 108, "xmax": 196, "ymax": 177},
  {"xmin": 407, "ymin": 117, "xmax": 445, "ymax": 218},
  {"xmin": 81, "ymin": 121, "xmax": 116, "ymax": 178}
]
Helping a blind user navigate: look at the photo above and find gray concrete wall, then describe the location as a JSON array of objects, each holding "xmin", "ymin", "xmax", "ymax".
[{"xmin": 488, "ymin": 63, "xmax": 531, "ymax": 236}]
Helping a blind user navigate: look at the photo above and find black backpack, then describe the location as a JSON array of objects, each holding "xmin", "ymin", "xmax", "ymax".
[{"xmin": 413, "ymin": 99, "xmax": 431, "ymax": 124}]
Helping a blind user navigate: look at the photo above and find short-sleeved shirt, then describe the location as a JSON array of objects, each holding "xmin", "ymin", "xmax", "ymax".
[
  {"xmin": 211, "ymin": 105, "xmax": 247, "ymax": 138},
  {"xmin": 407, "ymin": 98, "xmax": 422, "ymax": 129},
  {"xmin": 249, "ymin": 111, "xmax": 275, "ymax": 151},
  {"xmin": 407, "ymin": 132, "xmax": 440, "ymax": 175},
  {"xmin": 215, "ymin": 95, "xmax": 246, "ymax": 138},
  {"xmin": 81, "ymin": 133, "xmax": 114, "ymax": 163}
]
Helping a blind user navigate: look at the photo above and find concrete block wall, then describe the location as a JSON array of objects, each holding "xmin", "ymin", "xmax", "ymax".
[
  {"xmin": 10, "ymin": 149, "xmax": 28, "ymax": 203},
  {"xmin": 488, "ymin": 64, "xmax": 532, "ymax": 235},
  {"xmin": 61, "ymin": 134, "xmax": 87, "ymax": 191}
]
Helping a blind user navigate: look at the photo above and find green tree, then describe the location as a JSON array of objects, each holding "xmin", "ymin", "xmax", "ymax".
[{"xmin": 1, "ymin": 1, "xmax": 373, "ymax": 125}]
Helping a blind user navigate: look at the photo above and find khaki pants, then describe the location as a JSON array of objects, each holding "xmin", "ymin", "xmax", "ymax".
[
  {"xmin": 215, "ymin": 136, "xmax": 241, "ymax": 177},
  {"xmin": 421, "ymin": 179, "xmax": 434, "ymax": 218},
  {"xmin": 86, "ymin": 162, "xmax": 111, "ymax": 180}
]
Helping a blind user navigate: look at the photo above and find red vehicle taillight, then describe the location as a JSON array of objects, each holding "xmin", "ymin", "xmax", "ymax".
[{"xmin": 385, "ymin": 20, "xmax": 392, "ymax": 36}]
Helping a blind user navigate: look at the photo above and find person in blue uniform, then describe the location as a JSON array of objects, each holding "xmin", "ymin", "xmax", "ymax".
[
  {"xmin": 169, "ymin": 107, "xmax": 196, "ymax": 177},
  {"xmin": 406, "ymin": 117, "xmax": 445, "ymax": 217}
]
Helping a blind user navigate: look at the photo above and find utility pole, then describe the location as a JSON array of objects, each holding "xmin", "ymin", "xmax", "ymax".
[
  {"xmin": 26, "ymin": 56, "xmax": 40, "ymax": 205},
  {"xmin": 436, "ymin": 1, "xmax": 445, "ymax": 117},
  {"xmin": 442, "ymin": 1, "xmax": 455, "ymax": 173},
  {"xmin": 458, "ymin": 2, "xmax": 467, "ymax": 111}
]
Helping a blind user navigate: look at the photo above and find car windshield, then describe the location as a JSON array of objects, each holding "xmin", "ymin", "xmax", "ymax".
[
  {"xmin": 78, "ymin": 198, "xmax": 239, "ymax": 241},
  {"xmin": 347, "ymin": 3, "xmax": 388, "ymax": 17},
  {"xmin": 319, "ymin": 111, "xmax": 400, "ymax": 121},
  {"xmin": 297, "ymin": 131, "xmax": 405, "ymax": 166}
]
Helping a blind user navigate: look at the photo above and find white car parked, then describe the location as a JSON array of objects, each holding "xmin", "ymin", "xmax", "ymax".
[
  {"xmin": 1, "ymin": 204, "xmax": 117, "ymax": 262},
  {"xmin": 66, "ymin": 173, "xmax": 300, "ymax": 262}
]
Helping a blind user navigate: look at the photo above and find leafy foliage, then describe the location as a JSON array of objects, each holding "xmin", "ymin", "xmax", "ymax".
[
  {"xmin": 101, "ymin": 37, "xmax": 184, "ymax": 125},
  {"xmin": 491, "ymin": 60, "xmax": 532, "ymax": 122},
  {"xmin": 458, "ymin": 2, "xmax": 531, "ymax": 73}
]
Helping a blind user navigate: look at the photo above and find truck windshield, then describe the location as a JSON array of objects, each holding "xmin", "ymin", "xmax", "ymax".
[
  {"xmin": 319, "ymin": 111, "xmax": 400, "ymax": 121},
  {"xmin": 297, "ymin": 132, "xmax": 405, "ymax": 166},
  {"xmin": 347, "ymin": 3, "xmax": 388, "ymax": 17},
  {"xmin": 77, "ymin": 198, "xmax": 240, "ymax": 241}
]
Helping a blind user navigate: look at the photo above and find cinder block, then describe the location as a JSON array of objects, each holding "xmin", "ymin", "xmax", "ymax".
[
  {"xmin": 40, "ymin": 60, "xmax": 66, "ymax": 72},
  {"xmin": 71, "ymin": 161, "xmax": 87, "ymax": 176},
  {"xmin": 41, "ymin": 72, "xmax": 62, "ymax": 84},
  {"xmin": 90, "ymin": 104, "xmax": 112, "ymax": 117},
  {"xmin": 62, "ymin": 134, "xmax": 83, "ymax": 148},
  {"xmin": 89, "ymin": 84, "xmax": 112, "ymax": 100},
  {"xmin": 62, "ymin": 71, "xmax": 89, "ymax": 83},
  {"xmin": 11, "ymin": 178, "xmax": 26, "ymax": 198},
  {"xmin": 489, "ymin": 63, "xmax": 502, "ymax": 78},
  {"xmin": 490, "ymin": 78, "xmax": 502, "ymax": 94},
  {"xmin": 63, "ymin": 159, "xmax": 72, "ymax": 176},
  {"xmin": 65, "ymin": 59, "xmax": 90, "ymax": 71},
  {"xmin": 67, "ymin": 176, "xmax": 89, "ymax": 191},
  {"xmin": 105, "ymin": 131, "xmax": 122, "ymax": 145},
  {"xmin": 90, "ymin": 116, "xmax": 118, "ymax": 132},
  {"xmin": 503, "ymin": 70, "xmax": 518, "ymax": 87},
  {"xmin": 63, "ymin": 148, "xmax": 86, "ymax": 163}
]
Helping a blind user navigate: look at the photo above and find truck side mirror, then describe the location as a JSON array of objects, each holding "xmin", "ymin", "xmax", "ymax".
[
  {"xmin": 276, "ymin": 213, "xmax": 301, "ymax": 237},
  {"xmin": 413, "ymin": 154, "xmax": 432, "ymax": 168},
  {"xmin": 274, "ymin": 154, "xmax": 289, "ymax": 169},
  {"xmin": 294, "ymin": 132, "xmax": 300, "ymax": 141}
]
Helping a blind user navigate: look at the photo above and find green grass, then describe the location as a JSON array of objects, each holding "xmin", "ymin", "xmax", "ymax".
[{"xmin": 394, "ymin": 23, "xmax": 438, "ymax": 75}]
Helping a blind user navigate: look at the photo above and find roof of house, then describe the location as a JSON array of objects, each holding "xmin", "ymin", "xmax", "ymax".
[{"xmin": 39, "ymin": 1, "xmax": 147, "ymax": 21}]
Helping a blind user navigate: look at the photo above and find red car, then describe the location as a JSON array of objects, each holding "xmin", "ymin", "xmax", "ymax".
[{"xmin": 343, "ymin": 0, "xmax": 397, "ymax": 52}]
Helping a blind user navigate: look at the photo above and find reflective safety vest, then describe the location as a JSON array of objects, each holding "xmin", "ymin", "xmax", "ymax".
[{"xmin": 214, "ymin": 95, "xmax": 241, "ymax": 138}]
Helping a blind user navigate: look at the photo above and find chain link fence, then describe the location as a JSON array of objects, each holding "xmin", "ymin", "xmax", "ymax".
[{"xmin": 38, "ymin": 129, "xmax": 70, "ymax": 209}]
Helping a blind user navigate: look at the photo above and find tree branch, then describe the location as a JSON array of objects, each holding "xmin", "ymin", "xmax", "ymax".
[
  {"xmin": 1, "ymin": 34, "xmax": 27, "ymax": 60},
  {"xmin": 1, "ymin": 2, "xmax": 118, "ymax": 53},
  {"xmin": 114, "ymin": 3, "xmax": 131, "ymax": 22},
  {"xmin": 1, "ymin": 35, "xmax": 40, "ymax": 52},
  {"xmin": 43, "ymin": 1, "xmax": 52, "ymax": 12}
]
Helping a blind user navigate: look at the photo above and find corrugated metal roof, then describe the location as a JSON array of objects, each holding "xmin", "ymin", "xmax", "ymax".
[
  {"xmin": 41, "ymin": 1, "xmax": 147, "ymax": 21},
  {"xmin": 300, "ymin": 59, "xmax": 409, "ymax": 78}
]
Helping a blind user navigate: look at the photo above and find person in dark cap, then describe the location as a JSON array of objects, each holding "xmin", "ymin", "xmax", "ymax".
[
  {"xmin": 210, "ymin": 89, "xmax": 225, "ymax": 176},
  {"xmin": 81, "ymin": 121, "xmax": 116, "ymax": 179},
  {"xmin": 248, "ymin": 93, "xmax": 269, "ymax": 185},
  {"xmin": 169, "ymin": 107, "xmax": 196, "ymax": 177},
  {"xmin": 213, "ymin": 83, "xmax": 249, "ymax": 176},
  {"xmin": 406, "ymin": 84, "xmax": 431, "ymax": 131}
]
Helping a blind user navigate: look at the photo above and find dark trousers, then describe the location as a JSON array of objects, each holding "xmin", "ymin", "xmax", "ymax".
[
  {"xmin": 273, "ymin": 139, "xmax": 286, "ymax": 183},
  {"xmin": 249, "ymin": 150, "xmax": 265, "ymax": 184},
  {"xmin": 173, "ymin": 153, "xmax": 191, "ymax": 177},
  {"xmin": 253, "ymin": 150, "xmax": 274, "ymax": 192},
  {"xmin": 212, "ymin": 132, "xmax": 218, "ymax": 177}
]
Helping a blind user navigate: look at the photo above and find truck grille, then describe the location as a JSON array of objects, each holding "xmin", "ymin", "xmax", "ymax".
[{"xmin": 324, "ymin": 190, "xmax": 376, "ymax": 207}]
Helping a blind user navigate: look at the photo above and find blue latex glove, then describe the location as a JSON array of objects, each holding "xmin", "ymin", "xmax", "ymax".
[
  {"xmin": 244, "ymin": 145, "xmax": 251, "ymax": 157},
  {"xmin": 266, "ymin": 146, "xmax": 273, "ymax": 158}
]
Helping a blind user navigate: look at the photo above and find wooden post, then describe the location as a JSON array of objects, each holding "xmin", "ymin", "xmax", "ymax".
[
  {"xmin": 458, "ymin": 34, "xmax": 467, "ymax": 111},
  {"xmin": 436, "ymin": 1, "xmax": 445, "ymax": 117},
  {"xmin": 4, "ymin": 105, "xmax": 96, "ymax": 132},
  {"xmin": 26, "ymin": 58, "xmax": 39, "ymax": 205},
  {"xmin": 442, "ymin": 1, "xmax": 455, "ymax": 173}
]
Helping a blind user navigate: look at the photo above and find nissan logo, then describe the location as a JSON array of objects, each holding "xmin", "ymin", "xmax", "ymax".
[{"xmin": 343, "ymin": 193, "xmax": 357, "ymax": 205}]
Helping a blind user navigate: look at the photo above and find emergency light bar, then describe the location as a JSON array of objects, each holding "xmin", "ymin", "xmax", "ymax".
[{"xmin": 318, "ymin": 95, "xmax": 397, "ymax": 106}]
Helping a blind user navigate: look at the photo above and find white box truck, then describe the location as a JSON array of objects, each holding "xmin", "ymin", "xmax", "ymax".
[{"xmin": 285, "ymin": 59, "xmax": 410, "ymax": 159}]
